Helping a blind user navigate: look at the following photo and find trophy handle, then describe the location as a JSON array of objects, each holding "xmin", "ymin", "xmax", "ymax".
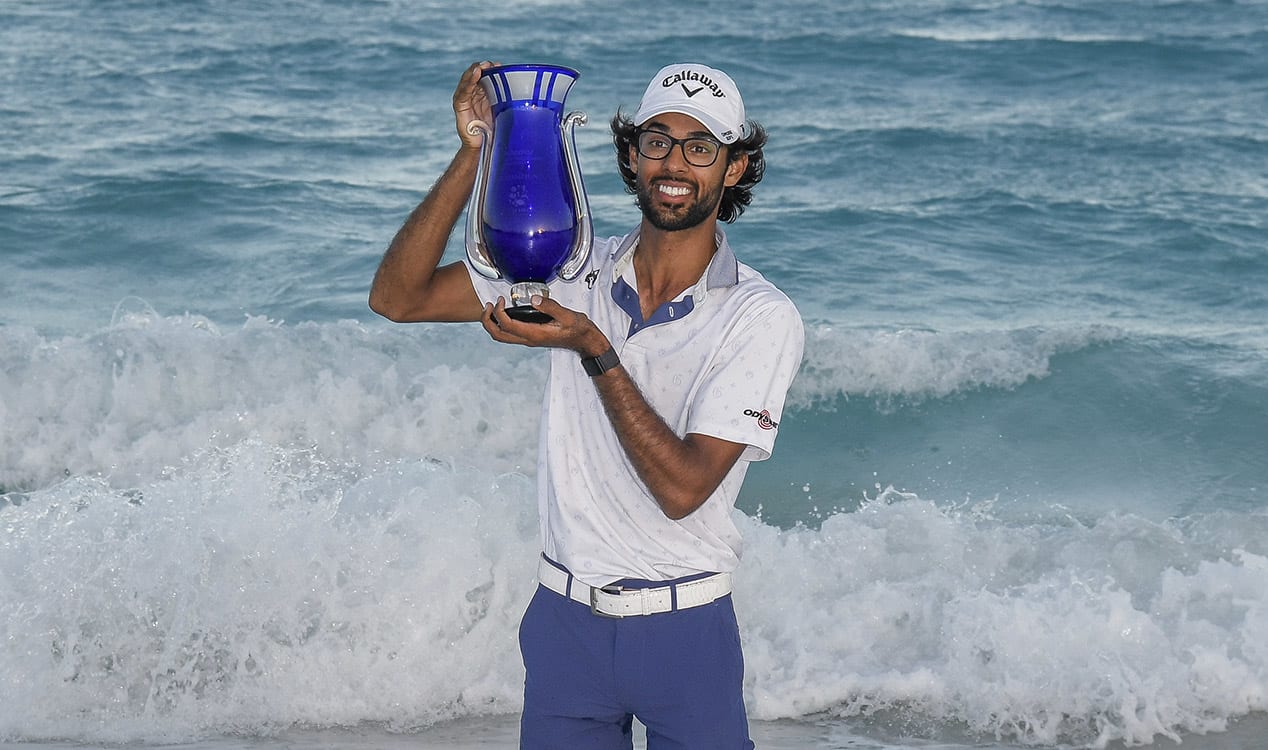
[
  {"xmin": 557, "ymin": 110, "xmax": 592, "ymax": 282},
  {"xmin": 464, "ymin": 119, "xmax": 502, "ymax": 280}
]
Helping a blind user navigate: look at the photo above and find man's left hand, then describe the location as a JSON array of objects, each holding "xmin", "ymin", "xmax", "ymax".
[{"xmin": 480, "ymin": 295, "xmax": 610, "ymax": 358}]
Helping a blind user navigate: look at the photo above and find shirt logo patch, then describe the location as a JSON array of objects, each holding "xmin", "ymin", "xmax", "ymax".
[{"xmin": 744, "ymin": 408, "xmax": 778, "ymax": 430}]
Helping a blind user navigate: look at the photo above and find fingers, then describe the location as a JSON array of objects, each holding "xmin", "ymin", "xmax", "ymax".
[
  {"xmin": 481, "ymin": 297, "xmax": 574, "ymax": 348},
  {"xmin": 480, "ymin": 300, "xmax": 515, "ymax": 342},
  {"xmin": 455, "ymin": 60, "xmax": 497, "ymax": 147},
  {"xmin": 458, "ymin": 60, "xmax": 492, "ymax": 87},
  {"xmin": 480, "ymin": 298, "xmax": 535, "ymax": 345},
  {"xmin": 456, "ymin": 60, "xmax": 498, "ymax": 100},
  {"xmin": 454, "ymin": 62, "xmax": 485, "ymax": 104},
  {"xmin": 529, "ymin": 294, "xmax": 567, "ymax": 319},
  {"xmin": 479, "ymin": 293, "xmax": 608, "ymax": 357}
]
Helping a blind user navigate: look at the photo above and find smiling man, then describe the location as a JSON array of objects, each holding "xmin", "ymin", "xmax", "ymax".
[{"xmin": 369, "ymin": 62, "xmax": 803, "ymax": 749}]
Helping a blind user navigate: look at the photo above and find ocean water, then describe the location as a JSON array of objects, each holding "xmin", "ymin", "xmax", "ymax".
[{"xmin": 2, "ymin": 1, "xmax": 1267, "ymax": 748}]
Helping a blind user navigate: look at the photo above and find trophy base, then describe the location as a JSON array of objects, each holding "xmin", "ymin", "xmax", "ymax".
[
  {"xmin": 507, "ymin": 282, "xmax": 553, "ymax": 324},
  {"xmin": 505, "ymin": 305, "xmax": 553, "ymax": 324}
]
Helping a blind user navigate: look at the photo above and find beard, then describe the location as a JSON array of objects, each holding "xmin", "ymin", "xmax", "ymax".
[{"xmin": 635, "ymin": 175, "xmax": 725, "ymax": 232}]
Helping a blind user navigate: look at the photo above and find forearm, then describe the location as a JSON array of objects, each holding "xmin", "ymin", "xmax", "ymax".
[
  {"xmin": 477, "ymin": 298, "xmax": 745, "ymax": 519},
  {"xmin": 369, "ymin": 146, "xmax": 482, "ymax": 322},
  {"xmin": 591, "ymin": 362, "xmax": 742, "ymax": 520}
]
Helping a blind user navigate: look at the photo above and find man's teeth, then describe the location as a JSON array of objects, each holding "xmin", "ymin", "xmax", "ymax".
[{"xmin": 659, "ymin": 185, "xmax": 690, "ymax": 196}]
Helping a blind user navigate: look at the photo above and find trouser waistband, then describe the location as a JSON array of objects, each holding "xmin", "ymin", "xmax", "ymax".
[{"xmin": 536, "ymin": 556, "xmax": 732, "ymax": 618}]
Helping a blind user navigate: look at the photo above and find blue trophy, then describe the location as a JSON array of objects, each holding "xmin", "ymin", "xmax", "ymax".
[{"xmin": 465, "ymin": 64, "xmax": 592, "ymax": 323}]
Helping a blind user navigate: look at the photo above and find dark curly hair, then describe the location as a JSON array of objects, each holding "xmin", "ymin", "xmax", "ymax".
[{"xmin": 610, "ymin": 110, "xmax": 767, "ymax": 224}]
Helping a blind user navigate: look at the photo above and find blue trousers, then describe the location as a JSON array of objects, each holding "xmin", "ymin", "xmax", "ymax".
[{"xmin": 517, "ymin": 571, "xmax": 754, "ymax": 750}]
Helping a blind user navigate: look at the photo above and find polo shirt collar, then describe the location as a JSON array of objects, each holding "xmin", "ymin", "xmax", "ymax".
[{"xmin": 608, "ymin": 228, "xmax": 740, "ymax": 293}]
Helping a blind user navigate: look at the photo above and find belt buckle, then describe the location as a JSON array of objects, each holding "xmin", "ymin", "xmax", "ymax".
[{"xmin": 590, "ymin": 584, "xmax": 624, "ymax": 618}]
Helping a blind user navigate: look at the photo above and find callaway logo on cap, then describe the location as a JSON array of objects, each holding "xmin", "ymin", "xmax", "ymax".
[{"xmin": 633, "ymin": 63, "xmax": 748, "ymax": 145}]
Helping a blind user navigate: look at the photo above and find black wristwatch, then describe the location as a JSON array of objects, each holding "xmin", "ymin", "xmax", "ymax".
[{"xmin": 580, "ymin": 346, "xmax": 620, "ymax": 377}]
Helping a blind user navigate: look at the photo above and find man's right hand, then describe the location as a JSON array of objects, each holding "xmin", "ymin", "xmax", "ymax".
[{"xmin": 454, "ymin": 61, "xmax": 497, "ymax": 150}]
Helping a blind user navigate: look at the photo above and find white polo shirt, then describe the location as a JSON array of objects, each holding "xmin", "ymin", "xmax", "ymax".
[{"xmin": 465, "ymin": 229, "xmax": 804, "ymax": 587}]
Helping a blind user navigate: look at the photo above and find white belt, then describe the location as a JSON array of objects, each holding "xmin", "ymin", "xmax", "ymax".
[{"xmin": 537, "ymin": 557, "xmax": 732, "ymax": 618}]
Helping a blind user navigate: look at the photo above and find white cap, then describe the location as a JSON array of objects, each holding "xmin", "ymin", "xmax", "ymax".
[{"xmin": 633, "ymin": 63, "xmax": 748, "ymax": 144}]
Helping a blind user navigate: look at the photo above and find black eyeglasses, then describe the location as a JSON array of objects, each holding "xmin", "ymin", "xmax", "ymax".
[{"xmin": 635, "ymin": 129, "xmax": 723, "ymax": 167}]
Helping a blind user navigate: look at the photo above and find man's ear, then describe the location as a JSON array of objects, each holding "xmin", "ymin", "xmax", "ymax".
[{"xmin": 724, "ymin": 152, "xmax": 748, "ymax": 187}]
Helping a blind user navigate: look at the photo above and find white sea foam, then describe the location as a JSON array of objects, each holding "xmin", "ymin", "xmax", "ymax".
[
  {"xmin": 3, "ymin": 315, "xmax": 1265, "ymax": 747},
  {"xmin": 0, "ymin": 441, "xmax": 540, "ymax": 743},
  {"xmin": 3, "ymin": 462, "xmax": 1265, "ymax": 746},
  {"xmin": 1, "ymin": 311, "xmax": 1118, "ymax": 492},
  {"xmin": 789, "ymin": 322, "xmax": 1122, "ymax": 408},
  {"xmin": 0, "ymin": 311, "xmax": 545, "ymax": 492},
  {"xmin": 893, "ymin": 26, "xmax": 1140, "ymax": 44},
  {"xmin": 737, "ymin": 494, "xmax": 1268, "ymax": 746}
]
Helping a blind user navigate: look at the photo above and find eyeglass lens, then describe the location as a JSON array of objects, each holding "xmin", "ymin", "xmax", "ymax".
[{"xmin": 636, "ymin": 131, "xmax": 720, "ymax": 167}]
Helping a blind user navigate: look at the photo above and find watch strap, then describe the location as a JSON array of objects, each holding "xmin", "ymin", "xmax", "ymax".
[{"xmin": 580, "ymin": 346, "xmax": 620, "ymax": 377}]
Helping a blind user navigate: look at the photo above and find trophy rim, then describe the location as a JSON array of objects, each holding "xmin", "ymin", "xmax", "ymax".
[{"xmin": 481, "ymin": 63, "xmax": 580, "ymax": 80}]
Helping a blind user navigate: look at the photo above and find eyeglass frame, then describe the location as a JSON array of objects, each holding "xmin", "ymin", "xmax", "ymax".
[{"xmin": 633, "ymin": 128, "xmax": 727, "ymax": 168}]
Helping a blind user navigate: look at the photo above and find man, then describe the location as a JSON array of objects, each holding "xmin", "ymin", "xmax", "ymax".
[{"xmin": 370, "ymin": 60, "xmax": 803, "ymax": 749}]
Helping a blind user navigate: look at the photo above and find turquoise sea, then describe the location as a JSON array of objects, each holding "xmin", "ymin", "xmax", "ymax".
[{"xmin": 2, "ymin": 1, "xmax": 1267, "ymax": 748}]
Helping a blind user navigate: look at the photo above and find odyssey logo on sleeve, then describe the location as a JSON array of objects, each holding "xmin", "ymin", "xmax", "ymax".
[{"xmin": 743, "ymin": 408, "xmax": 778, "ymax": 430}]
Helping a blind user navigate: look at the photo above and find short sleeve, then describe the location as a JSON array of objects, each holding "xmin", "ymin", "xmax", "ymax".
[
  {"xmin": 686, "ymin": 295, "xmax": 804, "ymax": 462},
  {"xmin": 463, "ymin": 259, "xmax": 508, "ymax": 307}
]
